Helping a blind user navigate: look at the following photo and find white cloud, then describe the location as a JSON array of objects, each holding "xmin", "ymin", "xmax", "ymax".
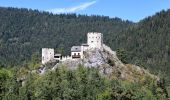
[{"xmin": 47, "ymin": 1, "xmax": 96, "ymax": 14}]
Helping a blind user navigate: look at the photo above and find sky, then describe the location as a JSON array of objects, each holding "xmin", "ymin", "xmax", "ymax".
[{"xmin": 0, "ymin": 0, "xmax": 170, "ymax": 22}]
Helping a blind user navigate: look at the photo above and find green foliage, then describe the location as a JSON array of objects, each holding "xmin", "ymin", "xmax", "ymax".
[
  {"xmin": 1, "ymin": 66, "xmax": 168, "ymax": 99},
  {"xmin": 27, "ymin": 52, "xmax": 41, "ymax": 70},
  {"xmin": 0, "ymin": 68, "xmax": 12, "ymax": 79},
  {"xmin": 116, "ymin": 48, "xmax": 129, "ymax": 64},
  {"xmin": 0, "ymin": 7, "xmax": 132, "ymax": 67},
  {"xmin": 107, "ymin": 10, "xmax": 170, "ymax": 88},
  {"xmin": 0, "ymin": 7, "xmax": 170, "ymax": 98}
]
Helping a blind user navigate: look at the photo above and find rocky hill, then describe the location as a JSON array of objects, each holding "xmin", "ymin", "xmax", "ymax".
[
  {"xmin": 0, "ymin": 7, "xmax": 170, "ymax": 99},
  {"xmin": 1, "ymin": 45, "xmax": 168, "ymax": 99},
  {"xmin": 0, "ymin": 7, "xmax": 170, "ymax": 91},
  {"xmin": 41, "ymin": 44, "xmax": 158, "ymax": 83}
]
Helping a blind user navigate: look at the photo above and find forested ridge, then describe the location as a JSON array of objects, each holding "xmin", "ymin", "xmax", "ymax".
[
  {"xmin": 0, "ymin": 7, "xmax": 132, "ymax": 66},
  {"xmin": 108, "ymin": 10, "xmax": 170, "ymax": 84},
  {"xmin": 0, "ymin": 7, "xmax": 170, "ymax": 99}
]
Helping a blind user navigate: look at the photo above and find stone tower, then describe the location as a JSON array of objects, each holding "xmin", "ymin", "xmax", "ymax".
[
  {"xmin": 42, "ymin": 48, "xmax": 54, "ymax": 64},
  {"xmin": 87, "ymin": 32, "xmax": 103, "ymax": 50}
]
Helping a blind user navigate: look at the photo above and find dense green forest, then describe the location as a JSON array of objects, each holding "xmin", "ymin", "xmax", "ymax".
[
  {"xmin": 0, "ymin": 7, "xmax": 170, "ymax": 98},
  {"xmin": 0, "ymin": 7, "xmax": 132, "ymax": 66},
  {"xmin": 0, "ymin": 66, "xmax": 168, "ymax": 100},
  {"xmin": 109, "ymin": 10, "xmax": 170, "ymax": 84}
]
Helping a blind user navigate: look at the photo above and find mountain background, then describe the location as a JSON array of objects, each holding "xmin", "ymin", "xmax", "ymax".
[
  {"xmin": 0, "ymin": 7, "xmax": 132, "ymax": 66},
  {"xmin": 0, "ymin": 7, "xmax": 170, "ymax": 93}
]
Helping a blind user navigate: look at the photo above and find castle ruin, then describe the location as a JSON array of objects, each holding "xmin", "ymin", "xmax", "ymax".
[{"xmin": 42, "ymin": 32, "xmax": 103, "ymax": 64}]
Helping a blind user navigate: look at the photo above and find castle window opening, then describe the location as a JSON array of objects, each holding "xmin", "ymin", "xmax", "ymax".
[{"xmin": 54, "ymin": 56, "xmax": 59, "ymax": 58}]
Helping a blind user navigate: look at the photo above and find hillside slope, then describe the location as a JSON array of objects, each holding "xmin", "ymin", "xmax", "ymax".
[
  {"xmin": 0, "ymin": 7, "xmax": 170, "ymax": 99},
  {"xmin": 0, "ymin": 7, "xmax": 132, "ymax": 66},
  {"xmin": 21, "ymin": 45, "xmax": 167, "ymax": 99},
  {"xmin": 107, "ymin": 10, "xmax": 170, "ymax": 84},
  {"xmin": 44, "ymin": 44, "xmax": 158, "ymax": 83}
]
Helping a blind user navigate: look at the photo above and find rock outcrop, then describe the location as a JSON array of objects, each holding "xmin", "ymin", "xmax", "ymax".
[{"xmin": 43, "ymin": 44, "xmax": 158, "ymax": 83}]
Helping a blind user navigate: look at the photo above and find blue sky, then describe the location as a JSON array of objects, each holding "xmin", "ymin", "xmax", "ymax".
[{"xmin": 0, "ymin": 0, "xmax": 170, "ymax": 22}]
